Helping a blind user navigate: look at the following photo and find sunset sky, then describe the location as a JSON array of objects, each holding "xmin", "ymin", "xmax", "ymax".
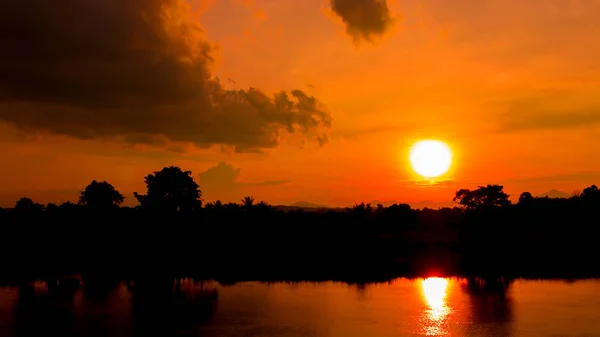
[{"xmin": 1, "ymin": 0, "xmax": 600, "ymax": 207}]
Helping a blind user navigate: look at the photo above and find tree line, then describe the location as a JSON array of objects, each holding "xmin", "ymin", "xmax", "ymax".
[
  {"xmin": 6, "ymin": 165, "xmax": 600, "ymax": 214},
  {"xmin": 1, "ymin": 165, "xmax": 600, "ymax": 283}
]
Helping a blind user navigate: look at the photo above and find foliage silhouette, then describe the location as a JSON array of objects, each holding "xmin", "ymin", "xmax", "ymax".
[
  {"xmin": 241, "ymin": 196, "xmax": 255, "ymax": 210},
  {"xmin": 135, "ymin": 166, "xmax": 202, "ymax": 212},
  {"xmin": 454, "ymin": 185, "xmax": 511, "ymax": 210},
  {"xmin": 580, "ymin": 184, "xmax": 600, "ymax": 203},
  {"xmin": 79, "ymin": 180, "xmax": 124, "ymax": 209},
  {"xmin": 15, "ymin": 197, "xmax": 44, "ymax": 212},
  {"xmin": 205, "ymin": 200, "xmax": 224, "ymax": 210},
  {"xmin": 518, "ymin": 192, "xmax": 534, "ymax": 205},
  {"xmin": 46, "ymin": 203, "xmax": 59, "ymax": 212}
]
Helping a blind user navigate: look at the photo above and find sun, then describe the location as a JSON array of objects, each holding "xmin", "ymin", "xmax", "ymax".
[{"xmin": 409, "ymin": 140, "xmax": 452, "ymax": 179}]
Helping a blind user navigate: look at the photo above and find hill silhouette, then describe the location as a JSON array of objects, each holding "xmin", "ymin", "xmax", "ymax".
[
  {"xmin": 538, "ymin": 189, "xmax": 571, "ymax": 199},
  {"xmin": 289, "ymin": 201, "xmax": 330, "ymax": 208}
]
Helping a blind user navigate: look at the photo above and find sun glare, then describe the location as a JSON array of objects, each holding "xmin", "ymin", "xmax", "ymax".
[
  {"xmin": 421, "ymin": 277, "xmax": 449, "ymax": 320},
  {"xmin": 420, "ymin": 277, "xmax": 450, "ymax": 336},
  {"xmin": 409, "ymin": 140, "xmax": 452, "ymax": 179}
]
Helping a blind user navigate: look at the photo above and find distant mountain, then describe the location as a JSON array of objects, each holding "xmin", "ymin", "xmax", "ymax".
[
  {"xmin": 288, "ymin": 201, "xmax": 330, "ymax": 208},
  {"xmin": 272, "ymin": 201, "xmax": 336, "ymax": 213},
  {"xmin": 538, "ymin": 189, "xmax": 571, "ymax": 199},
  {"xmin": 365, "ymin": 200, "xmax": 400, "ymax": 208}
]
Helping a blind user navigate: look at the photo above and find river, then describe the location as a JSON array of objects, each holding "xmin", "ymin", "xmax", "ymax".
[{"xmin": 1, "ymin": 278, "xmax": 599, "ymax": 336}]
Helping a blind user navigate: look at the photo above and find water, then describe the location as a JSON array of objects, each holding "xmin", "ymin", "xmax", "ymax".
[{"xmin": 1, "ymin": 278, "xmax": 599, "ymax": 336}]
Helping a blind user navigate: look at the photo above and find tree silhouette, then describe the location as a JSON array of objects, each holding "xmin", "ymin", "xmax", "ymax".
[
  {"xmin": 581, "ymin": 185, "xmax": 600, "ymax": 201},
  {"xmin": 135, "ymin": 166, "xmax": 202, "ymax": 212},
  {"xmin": 518, "ymin": 192, "xmax": 534, "ymax": 205},
  {"xmin": 46, "ymin": 203, "xmax": 59, "ymax": 212},
  {"xmin": 205, "ymin": 200, "xmax": 224, "ymax": 210},
  {"xmin": 352, "ymin": 202, "xmax": 372, "ymax": 214},
  {"xmin": 15, "ymin": 197, "xmax": 44, "ymax": 212},
  {"xmin": 15, "ymin": 197, "xmax": 34, "ymax": 210},
  {"xmin": 454, "ymin": 185, "xmax": 511, "ymax": 211},
  {"xmin": 79, "ymin": 180, "xmax": 124, "ymax": 209},
  {"xmin": 250, "ymin": 201, "xmax": 273, "ymax": 216},
  {"xmin": 224, "ymin": 202, "xmax": 239, "ymax": 211},
  {"xmin": 255, "ymin": 200, "xmax": 272, "ymax": 210},
  {"xmin": 59, "ymin": 201, "xmax": 79, "ymax": 211},
  {"xmin": 241, "ymin": 196, "xmax": 255, "ymax": 210}
]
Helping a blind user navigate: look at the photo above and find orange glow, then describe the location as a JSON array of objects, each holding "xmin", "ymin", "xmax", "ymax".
[{"xmin": 1, "ymin": 1, "xmax": 600, "ymax": 207}]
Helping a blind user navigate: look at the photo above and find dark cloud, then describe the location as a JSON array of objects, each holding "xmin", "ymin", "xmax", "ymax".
[
  {"xmin": 197, "ymin": 162, "xmax": 287, "ymax": 200},
  {"xmin": 330, "ymin": 0, "xmax": 395, "ymax": 42},
  {"xmin": 0, "ymin": 0, "xmax": 331, "ymax": 152},
  {"xmin": 0, "ymin": 122, "xmax": 212, "ymax": 163}
]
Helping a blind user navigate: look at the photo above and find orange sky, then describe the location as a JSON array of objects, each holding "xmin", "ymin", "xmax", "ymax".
[{"xmin": 1, "ymin": 0, "xmax": 600, "ymax": 207}]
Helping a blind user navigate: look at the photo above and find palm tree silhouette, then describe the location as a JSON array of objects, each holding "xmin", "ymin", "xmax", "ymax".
[{"xmin": 241, "ymin": 196, "xmax": 255, "ymax": 210}]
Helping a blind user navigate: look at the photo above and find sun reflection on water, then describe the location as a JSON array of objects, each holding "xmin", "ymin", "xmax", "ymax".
[{"xmin": 420, "ymin": 277, "xmax": 450, "ymax": 336}]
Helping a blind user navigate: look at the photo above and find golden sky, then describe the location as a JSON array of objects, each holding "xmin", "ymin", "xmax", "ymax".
[{"xmin": 1, "ymin": 0, "xmax": 600, "ymax": 207}]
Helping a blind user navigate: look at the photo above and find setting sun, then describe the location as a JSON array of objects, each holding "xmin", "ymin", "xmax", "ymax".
[{"xmin": 409, "ymin": 140, "xmax": 453, "ymax": 179}]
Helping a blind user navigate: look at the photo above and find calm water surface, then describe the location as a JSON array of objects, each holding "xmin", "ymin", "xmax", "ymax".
[{"xmin": 1, "ymin": 278, "xmax": 599, "ymax": 336}]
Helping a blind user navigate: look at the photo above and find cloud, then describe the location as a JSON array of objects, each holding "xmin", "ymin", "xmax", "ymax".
[
  {"xmin": 0, "ymin": 122, "xmax": 215, "ymax": 164},
  {"xmin": 497, "ymin": 90, "xmax": 600, "ymax": 132},
  {"xmin": 329, "ymin": 0, "xmax": 395, "ymax": 42},
  {"xmin": 0, "ymin": 0, "xmax": 331, "ymax": 152},
  {"xmin": 198, "ymin": 162, "xmax": 242, "ymax": 193},
  {"xmin": 502, "ymin": 172, "xmax": 600, "ymax": 184},
  {"xmin": 197, "ymin": 162, "xmax": 287, "ymax": 200},
  {"xmin": 501, "ymin": 108, "xmax": 600, "ymax": 132}
]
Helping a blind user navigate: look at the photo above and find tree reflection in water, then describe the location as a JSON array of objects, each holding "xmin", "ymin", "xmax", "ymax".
[
  {"xmin": 11, "ymin": 277, "xmax": 218, "ymax": 337},
  {"xmin": 129, "ymin": 278, "xmax": 218, "ymax": 337},
  {"xmin": 13, "ymin": 281, "xmax": 78, "ymax": 337},
  {"xmin": 463, "ymin": 277, "xmax": 514, "ymax": 330}
]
